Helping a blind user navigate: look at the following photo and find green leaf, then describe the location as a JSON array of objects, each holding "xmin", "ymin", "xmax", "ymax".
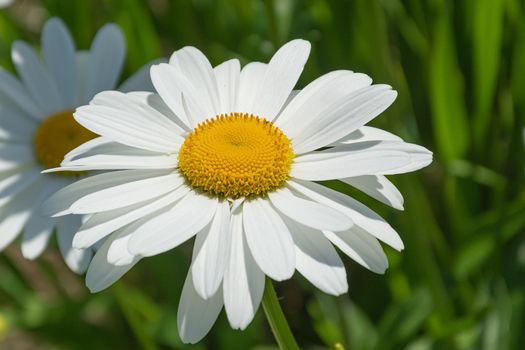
[
  {"xmin": 374, "ymin": 288, "xmax": 433, "ymax": 350},
  {"xmin": 428, "ymin": 16, "xmax": 470, "ymax": 162},
  {"xmin": 471, "ymin": 0, "xmax": 504, "ymax": 148},
  {"xmin": 453, "ymin": 234, "xmax": 495, "ymax": 279}
]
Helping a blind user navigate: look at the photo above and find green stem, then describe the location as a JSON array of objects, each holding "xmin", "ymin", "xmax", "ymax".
[
  {"xmin": 262, "ymin": 278, "xmax": 299, "ymax": 350},
  {"xmin": 113, "ymin": 283, "xmax": 159, "ymax": 350}
]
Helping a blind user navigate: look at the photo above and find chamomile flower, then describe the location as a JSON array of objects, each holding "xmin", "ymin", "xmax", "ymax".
[
  {"xmin": 43, "ymin": 39, "xmax": 432, "ymax": 342},
  {"xmin": 0, "ymin": 17, "xmax": 160, "ymax": 272}
]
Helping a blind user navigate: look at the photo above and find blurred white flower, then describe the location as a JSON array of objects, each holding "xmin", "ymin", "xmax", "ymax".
[{"xmin": 0, "ymin": 17, "xmax": 161, "ymax": 272}]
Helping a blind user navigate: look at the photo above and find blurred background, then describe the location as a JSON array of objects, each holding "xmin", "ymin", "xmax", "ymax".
[{"xmin": 1, "ymin": 0, "xmax": 525, "ymax": 349}]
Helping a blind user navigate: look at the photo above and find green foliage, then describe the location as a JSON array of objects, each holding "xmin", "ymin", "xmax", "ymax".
[{"xmin": 0, "ymin": 0, "xmax": 524, "ymax": 349}]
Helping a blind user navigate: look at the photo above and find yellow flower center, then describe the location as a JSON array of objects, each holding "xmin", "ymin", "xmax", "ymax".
[
  {"xmin": 178, "ymin": 113, "xmax": 294, "ymax": 198},
  {"xmin": 33, "ymin": 110, "xmax": 97, "ymax": 173}
]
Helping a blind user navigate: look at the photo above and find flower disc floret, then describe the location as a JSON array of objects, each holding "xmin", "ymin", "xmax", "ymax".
[{"xmin": 178, "ymin": 113, "xmax": 294, "ymax": 198}]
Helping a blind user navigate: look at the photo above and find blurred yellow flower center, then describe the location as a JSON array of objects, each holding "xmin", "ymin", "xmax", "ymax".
[
  {"xmin": 178, "ymin": 113, "xmax": 294, "ymax": 198},
  {"xmin": 33, "ymin": 110, "xmax": 97, "ymax": 172}
]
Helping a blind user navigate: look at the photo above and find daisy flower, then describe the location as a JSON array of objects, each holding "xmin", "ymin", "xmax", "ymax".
[
  {"xmin": 0, "ymin": 17, "xmax": 160, "ymax": 273},
  {"xmin": 43, "ymin": 39, "xmax": 432, "ymax": 342}
]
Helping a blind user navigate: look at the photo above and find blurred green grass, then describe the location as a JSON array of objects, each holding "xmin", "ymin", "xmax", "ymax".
[{"xmin": 1, "ymin": 0, "xmax": 525, "ymax": 349}]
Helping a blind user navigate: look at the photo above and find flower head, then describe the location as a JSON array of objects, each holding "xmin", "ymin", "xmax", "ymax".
[
  {"xmin": 43, "ymin": 39, "xmax": 432, "ymax": 342},
  {"xmin": 0, "ymin": 17, "xmax": 160, "ymax": 272}
]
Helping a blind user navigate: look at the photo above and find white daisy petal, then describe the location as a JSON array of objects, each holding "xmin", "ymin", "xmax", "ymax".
[
  {"xmin": 287, "ymin": 179, "xmax": 404, "ymax": 251},
  {"xmin": 284, "ymin": 217, "xmax": 348, "ymax": 295},
  {"xmin": 223, "ymin": 209, "xmax": 265, "ymax": 329},
  {"xmin": 86, "ymin": 228, "xmax": 141, "ymax": 293},
  {"xmin": 291, "ymin": 146, "xmax": 408, "ymax": 180},
  {"xmin": 128, "ymin": 190, "xmax": 218, "ymax": 257},
  {"xmin": 57, "ymin": 138, "xmax": 178, "ymax": 171},
  {"xmin": 276, "ymin": 70, "xmax": 371, "ymax": 132},
  {"xmin": 11, "ymin": 41, "xmax": 63, "ymax": 115},
  {"xmin": 73, "ymin": 185, "xmax": 190, "ymax": 249},
  {"xmin": 21, "ymin": 212, "xmax": 54, "ymax": 260},
  {"xmin": 60, "ymin": 134, "xmax": 175, "ymax": 171},
  {"xmin": 41, "ymin": 17, "xmax": 76, "ymax": 108},
  {"xmin": 0, "ymin": 69, "xmax": 41, "ymax": 119},
  {"xmin": 341, "ymin": 175, "xmax": 404, "ymax": 210},
  {"xmin": 324, "ymin": 226, "xmax": 388, "ymax": 274},
  {"xmin": 178, "ymin": 269, "xmax": 223, "ymax": 344},
  {"xmin": 214, "ymin": 59, "xmax": 240, "ymax": 114},
  {"xmin": 83, "ymin": 24, "xmax": 126, "ymax": 101},
  {"xmin": 268, "ymin": 187, "xmax": 353, "ymax": 231},
  {"xmin": 62, "ymin": 137, "xmax": 110, "ymax": 162},
  {"xmin": 119, "ymin": 58, "xmax": 167, "ymax": 93},
  {"xmin": 392, "ymin": 147, "xmax": 434, "ymax": 173},
  {"xmin": 107, "ymin": 224, "xmax": 140, "ymax": 266},
  {"xmin": 106, "ymin": 214, "xmax": 158, "ymax": 267},
  {"xmin": 169, "ymin": 46, "xmax": 221, "ymax": 121},
  {"xmin": 103, "ymin": 209, "xmax": 178, "ymax": 268},
  {"xmin": 0, "ymin": 105, "xmax": 37, "ymax": 141},
  {"xmin": 242, "ymin": 198, "xmax": 295, "ymax": 281},
  {"xmin": 277, "ymin": 89, "xmax": 300, "ymax": 115},
  {"xmin": 124, "ymin": 91, "xmax": 189, "ymax": 133},
  {"xmin": 69, "ymin": 171, "xmax": 184, "ymax": 214},
  {"xmin": 0, "ymin": 168, "xmax": 40, "ymax": 208},
  {"xmin": 56, "ymin": 215, "xmax": 92, "ymax": 274},
  {"xmin": 90, "ymin": 91, "xmax": 184, "ymax": 136},
  {"xmin": 74, "ymin": 104, "xmax": 182, "ymax": 153},
  {"xmin": 150, "ymin": 63, "xmax": 207, "ymax": 128},
  {"xmin": 250, "ymin": 39, "xmax": 311, "ymax": 120},
  {"xmin": 0, "ymin": 144, "xmax": 34, "ymax": 172},
  {"xmin": 0, "ymin": 182, "xmax": 39, "ymax": 251},
  {"xmin": 191, "ymin": 200, "xmax": 231, "ymax": 299},
  {"xmin": 291, "ymin": 85, "xmax": 398, "ymax": 154},
  {"xmin": 331, "ymin": 126, "xmax": 403, "ymax": 145},
  {"xmin": 42, "ymin": 170, "xmax": 174, "ymax": 217},
  {"xmin": 291, "ymin": 141, "xmax": 432, "ymax": 180},
  {"xmin": 235, "ymin": 62, "xmax": 266, "ymax": 113},
  {"xmin": 21, "ymin": 177, "xmax": 65, "ymax": 259}
]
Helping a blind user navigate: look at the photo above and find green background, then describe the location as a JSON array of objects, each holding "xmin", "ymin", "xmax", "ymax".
[{"xmin": 1, "ymin": 0, "xmax": 525, "ymax": 349}]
